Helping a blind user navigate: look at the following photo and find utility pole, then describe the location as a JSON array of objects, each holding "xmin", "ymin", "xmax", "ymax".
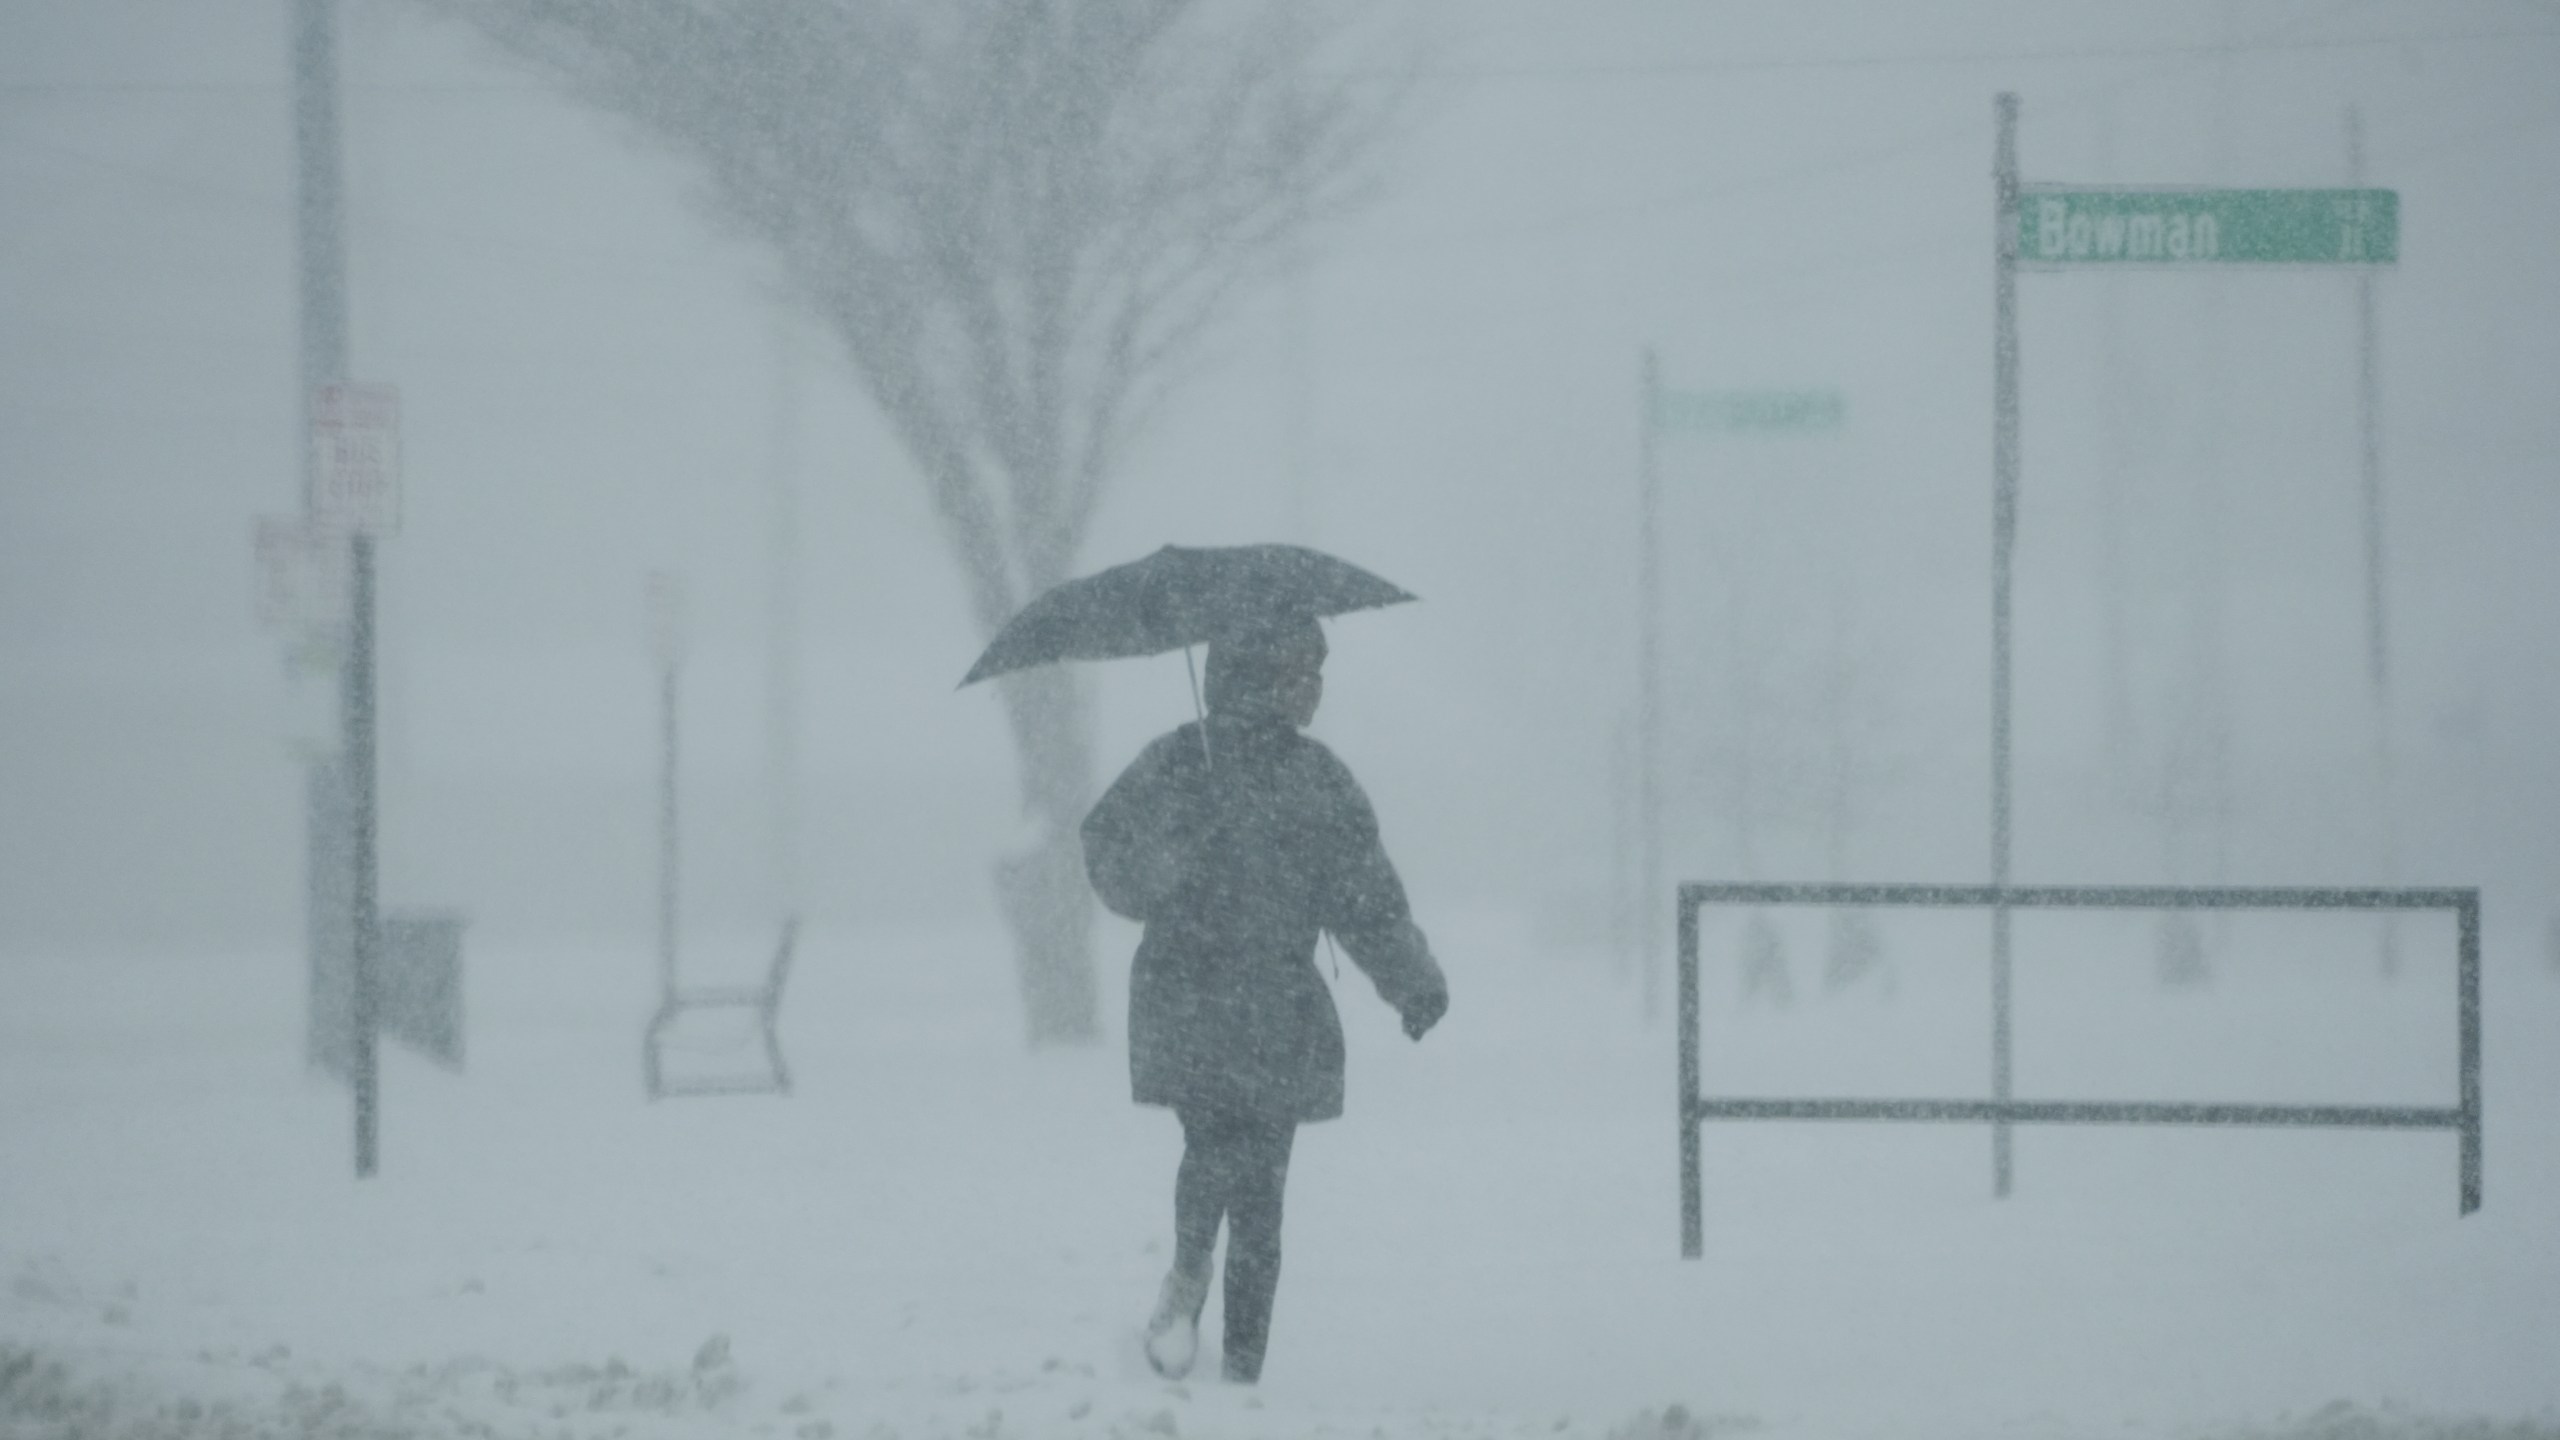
[
  {"xmin": 292, "ymin": 0, "xmax": 348, "ymax": 449},
  {"xmin": 292, "ymin": 0, "xmax": 379, "ymax": 1178}
]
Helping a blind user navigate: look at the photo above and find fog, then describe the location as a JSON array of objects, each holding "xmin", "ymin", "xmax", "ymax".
[
  {"xmin": 3, "ymin": 0, "xmax": 2558, "ymax": 1433},
  {"xmin": 6, "ymin": 2, "xmax": 2558, "ymax": 949}
]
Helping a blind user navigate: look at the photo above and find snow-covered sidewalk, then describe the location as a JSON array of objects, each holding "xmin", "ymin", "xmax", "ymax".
[{"xmin": 5, "ymin": 909, "xmax": 2556, "ymax": 1439}]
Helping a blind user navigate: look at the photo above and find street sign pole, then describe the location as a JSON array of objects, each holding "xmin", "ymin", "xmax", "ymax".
[
  {"xmin": 765, "ymin": 318, "xmax": 804, "ymax": 921},
  {"xmin": 648, "ymin": 574, "xmax": 687, "ymax": 1014},
  {"xmin": 661, "ymin": 655, "xmax": 680, "ymax": 1009},
  {"xmin": 348, "ymin": 533, "xmax": 379, "ymax": 1177},
  {"xmin": 1987, "ymin": 95, "xmax": 2400, "ymax": 1195},
  {"xmin": 1991, "ymin": 92, "xmax": 2021, "ymax": 1200},
  {"xmin": 309, "ymin": 382, "xmax": 400, "ymax": 1175},
  {"xmin": 2348, "ymin": 110, "xmax": 2390, "ymax": 699},
  {"xmin": 2349, "ymin": 104, "xmax": 2401, "ymax": 978},
  {"xmin": 290, "ymin": 0, "xmax": 375, "ymax": 1180}
]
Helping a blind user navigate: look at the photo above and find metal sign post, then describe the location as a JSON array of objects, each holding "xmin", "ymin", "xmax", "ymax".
[
  {"xmin": 346, "ymin": 530, "xmax": 380, "ymax": 1177},
  {"xmin": 289, "ymin": 0, "xmax": 365, "ymax": 1178},
  {"xmin": 647, "ymin": 572, "xmax": 688, "ymax": 1012},
  {"xmin": 2349, "ymin": 105, "xmax": 2401, "ymax": 979},
  {"xmin": 313, "ymin": 384, "xmax": 399, "ymax": 1180},
  {"xmin": 288, "ymin": 0, "xmax": 449, "ymax": 1177},
  {"xmin": 1991, "ymin": 92, "xmax": 2021, "ymax": 1198},
  {"xmin": 1983, "ymin": 92, "xmax": 2399, "ymax": 1201}
]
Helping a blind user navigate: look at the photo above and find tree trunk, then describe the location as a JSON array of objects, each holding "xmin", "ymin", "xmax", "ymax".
[{"xmin": 991, "ymin": 660, "xmax": 1100, "ymax": 1046}]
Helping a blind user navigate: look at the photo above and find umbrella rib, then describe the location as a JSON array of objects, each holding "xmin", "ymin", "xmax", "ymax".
[{"xmin": 1184, "ymin": 645, "xmax": 1213, "ymax": 769}]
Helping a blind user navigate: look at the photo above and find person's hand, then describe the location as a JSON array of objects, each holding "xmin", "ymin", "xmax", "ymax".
[{"xmin": 1399, "ymin": 986, "xmax": 1448, "ymax": 1041}]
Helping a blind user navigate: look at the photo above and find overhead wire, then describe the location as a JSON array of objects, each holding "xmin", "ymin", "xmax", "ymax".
[
  {"xmin": 4, "ymin": 1, "xmax": 2548, "ymax": 382},
  {"xmin": 2, "ymin": 18, "xmax": 2552, "ymax": 94},
  {"xmin": 0, "ymin": 3, "xmax": 2366, "ymax": 398},
  {"xmin": 1334, "ymin": 24, "xmax": 2560, "ymax": 84}
]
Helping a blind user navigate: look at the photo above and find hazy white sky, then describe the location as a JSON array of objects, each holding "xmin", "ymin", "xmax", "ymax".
[{"xmin": 4, "ymin": 0, "xmax": 2556, "ymax": 952}]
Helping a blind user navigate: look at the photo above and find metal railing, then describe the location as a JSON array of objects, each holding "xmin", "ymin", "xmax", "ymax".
[{"xmin": 1677, "ymin": 882, "xmax": 2481, "ymax": 1257}]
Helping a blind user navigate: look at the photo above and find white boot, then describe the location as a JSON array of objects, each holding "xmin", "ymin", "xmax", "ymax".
[{"xmin": 1142, "ymin": 1268, "xmax": 1209, "ymax": 1380}]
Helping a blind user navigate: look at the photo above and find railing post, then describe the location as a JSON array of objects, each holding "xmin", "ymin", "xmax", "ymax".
[
  {"xmin": 1674, "ymin": 881, "xmax": 2481, "ymax": 1247},
  {"xmin": 1990, "ymin": 91, "xmax": 2022, "ymax": 1202},
  {"xmin": 1679, "ymin": 886, "xmax": 1703, "ymax": 1259},
  {"xmin": 2458, "ymin": 890, "xmax": 2482, "ymax": 1213}
]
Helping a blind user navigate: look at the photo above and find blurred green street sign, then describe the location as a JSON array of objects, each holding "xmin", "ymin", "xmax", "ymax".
[
  {"xmin": 2022, "ymin": 187, "xmax": 2397, "ymax": 266},
  {"xmin": 1654, "ymin": 388, "xmax": 1846, "ymax": 435}
]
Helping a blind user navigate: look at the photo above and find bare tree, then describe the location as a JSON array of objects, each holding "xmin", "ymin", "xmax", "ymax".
[{"xmin": 424, "ymin": 0, "xmax": 1394, "ymax": 1044}]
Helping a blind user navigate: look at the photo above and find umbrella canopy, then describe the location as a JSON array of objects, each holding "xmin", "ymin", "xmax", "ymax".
[{"xmin": 960, "ymin": 543, "xmax": 1415, "ymax": 687}]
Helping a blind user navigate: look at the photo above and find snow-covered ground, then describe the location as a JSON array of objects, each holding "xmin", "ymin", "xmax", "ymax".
[{"xmin": 5, "ymin": 905, "xmax": 2556, "ymax": 1440}]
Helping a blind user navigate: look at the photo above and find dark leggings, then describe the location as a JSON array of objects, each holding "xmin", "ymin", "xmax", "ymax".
[{"xmin": 1172, "ymin": 1106, "xmax": 1298, "ymax": 1382}]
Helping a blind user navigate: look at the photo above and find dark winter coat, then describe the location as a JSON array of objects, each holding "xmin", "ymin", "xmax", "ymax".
[{"xmin": 1081, "ymin": 713, "xmax": 1445, "ymax": 1123}]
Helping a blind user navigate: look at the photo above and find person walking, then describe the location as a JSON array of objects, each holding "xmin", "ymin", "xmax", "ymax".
[{"xmin": 1081, "ymin": 612, "xmax": 1448, "ymax": 1385}]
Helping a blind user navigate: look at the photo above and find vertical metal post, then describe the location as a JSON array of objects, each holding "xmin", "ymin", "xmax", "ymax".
[
  {"xmin": 2457, "ymin": 890, "xmax": 2482, "ymax": 1213},
  {"xmin": 2348, "ymin": 137, "xmax": 2390, "ymax": 690},
  {"xmin": 659, "ymin": 661, "xmax": 680, "ymax": 1006},
  {"xmin": 2092, "ymin": 101, "xmax": 2134, "ymax": 795},
  {"xmin": 765, "ymin": 316, "xmax": 803, "ymax": 919},
  {"xmin": 348, "ymin": 533, "xmax": 379, "ymax": 1177},
  {"xmin": 1678, "ymin": 886, "xmax": 1703, "ymax": 1258},
  {"xmin": 2201, "ymin": 2, "xmax": 2238, "ymax": 902},
  {"xmin": 2350, "ymin": 105, "xmax": 2401, "ymax": 978},
  {"xmin": 295, "ymin": 0, "xmax": 378, "ymax": 1179},
  {"xmin": 291, "ymin": 0, "xmax": 362, "ymax": 1139},
  {"xmin": 1990, "ymin": 93, "xmax": 2021, "ymax": 1198},
  {"xmin": 1638, "ymin": 348, "xmax": 1664, "ymax": 1023}
]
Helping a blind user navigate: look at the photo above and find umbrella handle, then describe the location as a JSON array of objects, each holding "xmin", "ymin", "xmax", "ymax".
[{"xmin": 1184, "ymin": 646, "xmax": 1213, "ymax": 769}]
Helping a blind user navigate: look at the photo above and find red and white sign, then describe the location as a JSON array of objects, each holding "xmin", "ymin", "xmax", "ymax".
[
  {"xmin": 254, "ymin": 513, "xmax": 349, "ymax": 635},
  {"xmin": 310, "ymin": 382, "xmax": 401, "ymax": 534}
]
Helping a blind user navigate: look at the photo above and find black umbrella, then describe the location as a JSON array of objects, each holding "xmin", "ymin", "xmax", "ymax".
[{"xmin": 959, "ymin": 543, "xmax": 1415, "ymax": 688}]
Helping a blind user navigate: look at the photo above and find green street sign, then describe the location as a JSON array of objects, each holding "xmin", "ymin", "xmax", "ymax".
[
  {"xmin": 2021, "ymin": 187, "xmax": 2397, "ymax": 267},
  {"xmin": 1654, "ymin": 388, "xmax": 1846, "ymax": 435}
]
